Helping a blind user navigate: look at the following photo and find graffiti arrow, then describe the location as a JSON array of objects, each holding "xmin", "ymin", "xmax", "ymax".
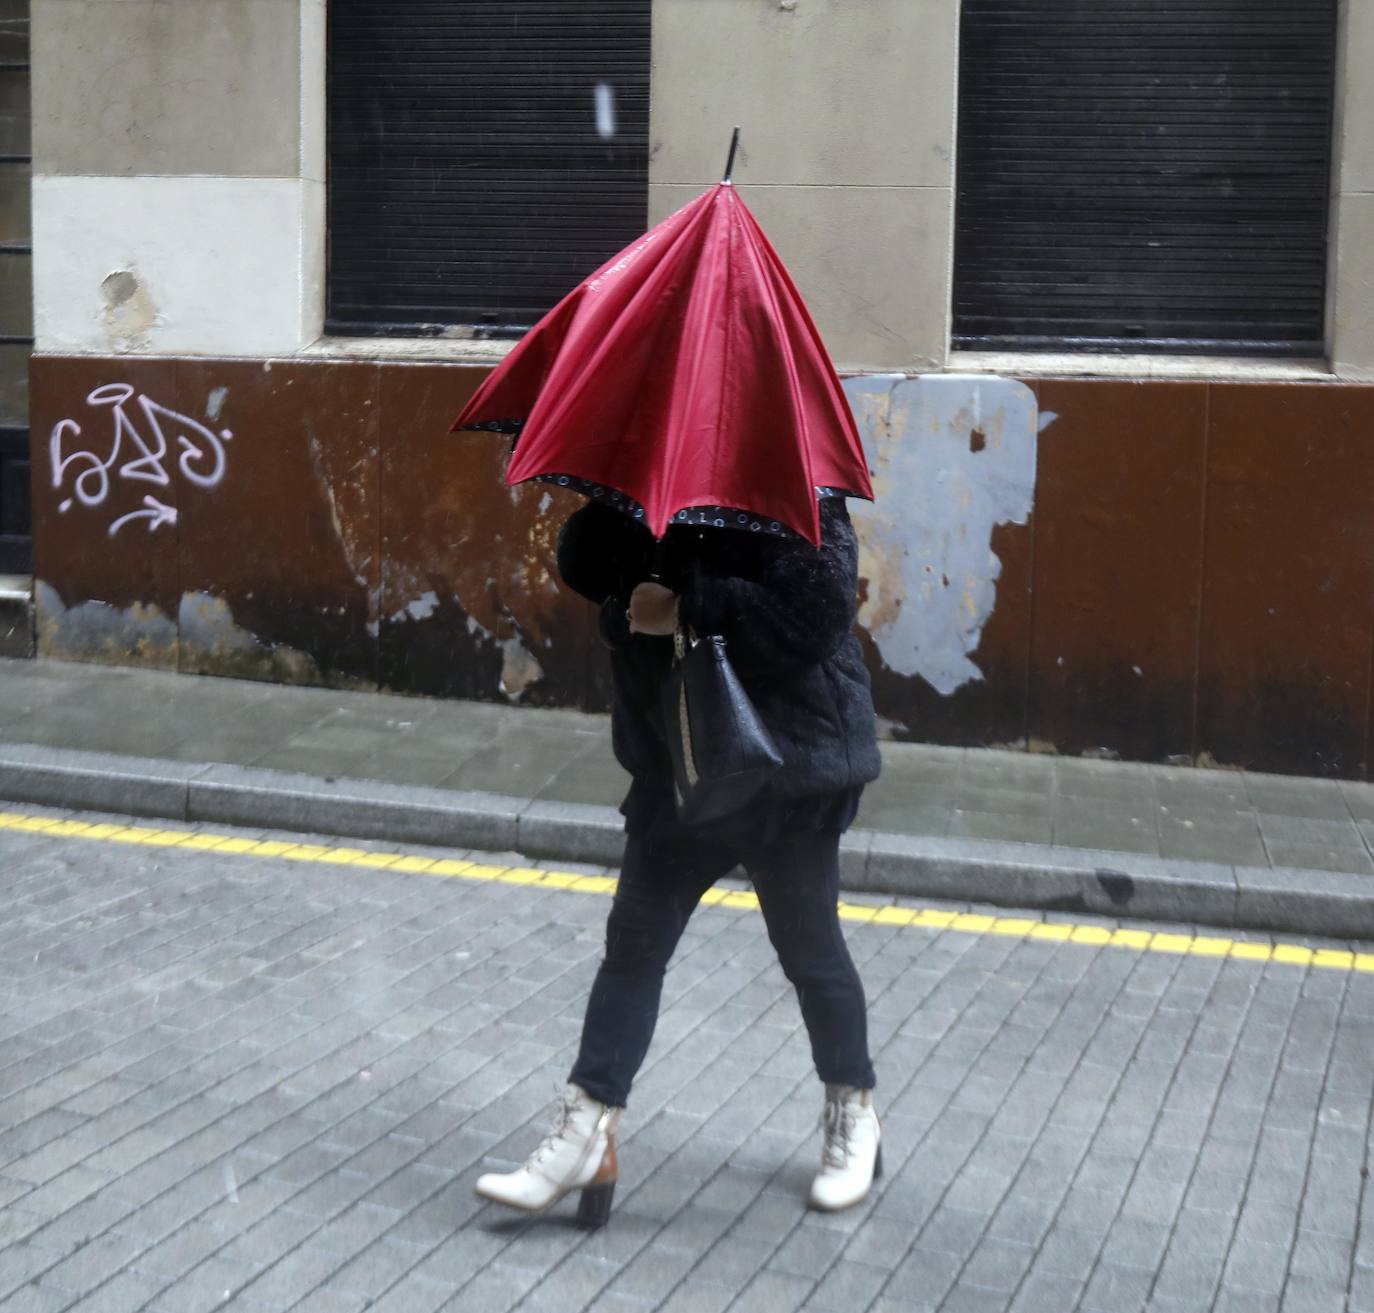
[{"xmin": 108, "ymin": 495, "xmax": 178, "ymax": 538}]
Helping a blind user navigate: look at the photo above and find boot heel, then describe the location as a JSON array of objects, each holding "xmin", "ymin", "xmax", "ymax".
[
  {"xmin": 576, "ymin": 1180, "xmax": 615, "ymax": 1229},
  {"xmin": 873, "ymin": 1143, "xmax": 884, "ymax": 1180}
]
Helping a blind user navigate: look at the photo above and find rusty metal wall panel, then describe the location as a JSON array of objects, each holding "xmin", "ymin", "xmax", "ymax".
[
  {"xmin": 174, "ymin": 359, "xmax": 382, "ymax": 688},
  {"xmin": 1198, "ymin": 383, "xmax": 1374, "ymax": 778},
  {"xmin": 30, "ymin": 354, "xmax": 1374, "ymax": 782},
  {"xmin": 1029, "ymin": 379, "xmax": 1207, "ymax": 762},
  {"xmin": 376, "ymin": 363, "xmax": 604, "ymax": 709},
  {"xmin": 29, "ymin": 353, "xmax": 607, "ymax": 710},
  {"xmin": 32, "ymin": 356, "xmax": 182, "ymax": 669}
]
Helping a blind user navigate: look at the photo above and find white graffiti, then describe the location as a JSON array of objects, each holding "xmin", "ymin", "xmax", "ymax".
[
  {"xmin": 50, "ymin": 383, "xmax": 232, "ymax": 536},
  {"xmin": 108, "ymin": 495, "xmax": 177, "ymax": 538}
]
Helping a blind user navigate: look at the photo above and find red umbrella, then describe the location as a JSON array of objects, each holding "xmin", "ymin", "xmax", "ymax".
[{"xmin": 451, "ymin": 138, "xmax": 873, "ymax": 546}]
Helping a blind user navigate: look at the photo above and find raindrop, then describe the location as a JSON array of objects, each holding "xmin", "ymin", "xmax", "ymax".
[{"xmin": 594, "ymin": 83, "xmax": 616, "ymax": 139}]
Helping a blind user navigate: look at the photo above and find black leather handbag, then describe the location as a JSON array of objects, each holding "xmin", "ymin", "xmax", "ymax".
[{"xmin": 660, "ymin": 627, "xmax": 783, "ymax": 825}]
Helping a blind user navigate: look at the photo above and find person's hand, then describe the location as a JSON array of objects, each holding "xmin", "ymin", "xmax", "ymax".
[{"xmin": 628, "ymin": 581, "xmax": 680, "ymax": 636}]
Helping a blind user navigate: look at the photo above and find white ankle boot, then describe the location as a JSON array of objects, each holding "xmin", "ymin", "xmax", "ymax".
[
  {"xmin": 475, "ymin": 1085, "xmax": 621, "ymax": 1228},
  {"xmin": 809, "ymin": 1084, "xmax": 882, "ymax": 1211}
]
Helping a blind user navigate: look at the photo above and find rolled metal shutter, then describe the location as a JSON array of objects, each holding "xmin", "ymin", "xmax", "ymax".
[
  {"xmin": 952, "ymin": 0, "xmax": 1337, "ymax": 357},
  {"xmin": 327, "ymin": 1, "xmax": 651, "ymax": 337},
  {"xmin": 0, "ymin": 1, "xmax": 29, "ymax": 574}
]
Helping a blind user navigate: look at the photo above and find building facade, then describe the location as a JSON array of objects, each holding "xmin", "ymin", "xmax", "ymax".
[{"xmin": 23, "ymin": 0, "xmax": 1374, "ymax": 780}]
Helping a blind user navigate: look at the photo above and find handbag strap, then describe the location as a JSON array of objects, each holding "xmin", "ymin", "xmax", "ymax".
[{"xmin": 673, "ymin": 623, "xmax": 699, "ymax": 664}]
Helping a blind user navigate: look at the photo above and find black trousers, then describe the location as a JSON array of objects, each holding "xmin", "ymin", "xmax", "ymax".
[{"xmin": 569, "ymin": 822, "xmax": 877, "ymax": 1108}]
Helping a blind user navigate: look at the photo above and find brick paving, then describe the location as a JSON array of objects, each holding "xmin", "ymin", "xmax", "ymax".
[{"xmin": 1, "ymin": 807, "xmax": 1373, "ymax": 1312}]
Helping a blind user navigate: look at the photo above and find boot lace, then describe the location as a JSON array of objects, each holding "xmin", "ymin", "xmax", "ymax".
[
  {"xmin": 820, "ymin": 1096, "xmax": 858, "ymax": 1171},
  {"xmin": 527, "ymin": 1088, "xmax": 580, "ymax": 1170}
]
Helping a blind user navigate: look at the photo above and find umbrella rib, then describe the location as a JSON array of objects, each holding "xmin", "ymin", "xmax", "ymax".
[
  {"xmin": 739, "ymin": 204, "xmax": 820, "ymax": 542},
  {"xmin": 710, "ymin": 195, "xmax": 734, "ymax": 512},
  {"xmin": 515, "ymin": 195, "xmax": 717, "ymax": 486},
  {"xmin": 657, "ymin": 192, "xmax": 728, "ymax": 534}
]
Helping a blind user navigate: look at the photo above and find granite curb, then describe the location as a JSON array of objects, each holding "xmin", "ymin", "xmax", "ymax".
[{"xmin": 1, "ymin": 739, "xmax": 1370, "ymax": 940}]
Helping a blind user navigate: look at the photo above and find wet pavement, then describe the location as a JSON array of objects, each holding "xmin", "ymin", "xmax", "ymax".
[{"xmin": 5, "ymin": 657, "xmax": 1374, "ymax": 877}]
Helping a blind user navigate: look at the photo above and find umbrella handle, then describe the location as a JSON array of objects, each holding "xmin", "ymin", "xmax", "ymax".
[{"xmin": 723, "ymin": 126, "xmax": 741, "ymax": 185}]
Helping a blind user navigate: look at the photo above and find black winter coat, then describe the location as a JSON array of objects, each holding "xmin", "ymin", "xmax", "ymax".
[{"xmin": 556, "ymin": 498, "xmax": 882, "ymax": 818}]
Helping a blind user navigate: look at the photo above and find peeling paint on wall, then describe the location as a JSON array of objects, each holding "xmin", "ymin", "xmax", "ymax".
[
  {"xmin": 35, "ymin": 580, "xmax": 177, "ymax": 666},
  {"xmin": 381, "ymin": 570, "xmax": 552, "ymax": 704},
  {"xmin": 393, "ymin": 591, "xmax": 440, "ymax": 624},
  {"xmin": 99, "ymin": 268, "xmax": 159, "ymax": 350},
  {"xmin": 498, "ymin": 636, "xmax": 545, "ymax": 701},
  {"xmin": 845, "ymin": 374, "xmax": 1046, "ymax": 695},
  {"xmin": 178, "ymin": 591, "xmax": 326, "ymax": 685},
  {"xmin": 304, "ymin": 428, "xmax": 372, "ymax": 585}
]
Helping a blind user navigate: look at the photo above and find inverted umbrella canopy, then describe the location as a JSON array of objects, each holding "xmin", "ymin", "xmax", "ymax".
[{"xmin": 451, "ymin": 179, "xmax": 873, "ymax": 546}]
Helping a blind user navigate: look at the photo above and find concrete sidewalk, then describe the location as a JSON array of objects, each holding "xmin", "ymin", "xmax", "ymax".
[{"xmin": 4, "ymin": 658, "xmax": 1374, "ymax": 939}]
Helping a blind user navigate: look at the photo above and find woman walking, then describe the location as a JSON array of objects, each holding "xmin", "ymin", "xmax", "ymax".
[{"xmin": 475, "ymin": 491, "xmax": 883, "ymax": 1226}]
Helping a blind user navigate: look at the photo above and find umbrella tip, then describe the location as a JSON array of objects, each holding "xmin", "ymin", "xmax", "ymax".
[{"xmin": 722, "ymin": 126, "xmax": 741, "ymax": 185}]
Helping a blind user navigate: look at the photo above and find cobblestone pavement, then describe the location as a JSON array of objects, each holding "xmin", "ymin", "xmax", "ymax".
[{"xmin": 1, "ymin": 807, "xmax": 1373, "ymax": 1313}]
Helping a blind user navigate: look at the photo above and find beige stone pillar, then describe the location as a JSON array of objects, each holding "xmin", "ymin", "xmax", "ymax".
[
  {"xmin": 1329, "ymin": 0, "xmax": 1374, "ymax": 380},
  {"xmin": 31, "ymin": 0, "xmax": 325, "ymax": 356},
  {"xmin": 649, "ymin": 0, "xmax": 959, "ymax": 373}
]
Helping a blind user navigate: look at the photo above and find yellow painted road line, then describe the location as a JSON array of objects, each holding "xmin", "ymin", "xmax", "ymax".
[
  {"xmin": 2, "ymin": 808, "xmax": 1371, "ymax": 974},
  {"xmin": 915, "ymin": 909, "xmax": 958, "ymax": 929},
  {"xmin": 871, "ymin": 907, "xmax": 917, "ymax": 927},
  {"xmin": 837, "ymin": 902, "xmax": 877, "ymax": 923},
  {"xmin": 954, "ymin": 914, "xmax": 999, "ymax": 934}
]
